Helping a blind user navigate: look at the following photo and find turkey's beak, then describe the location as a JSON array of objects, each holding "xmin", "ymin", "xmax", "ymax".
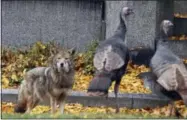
[{"xmin": 169, "ymin": 22, "xmax": 174, "ymax": 27}]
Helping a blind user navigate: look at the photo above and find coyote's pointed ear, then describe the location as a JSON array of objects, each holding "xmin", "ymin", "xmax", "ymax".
[
  {"xmin": 68, "ymin": 48, "xmax": 76, "ymax": 56},
  {"xmin": 50, "ymin": 48, "xmax": 58, "ymax": 56}
]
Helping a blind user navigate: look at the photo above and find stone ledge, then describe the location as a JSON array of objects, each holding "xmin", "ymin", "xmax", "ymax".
[
  {"xmin": 2, "ymin": 89, "xmax": 172, "ymax": 109},
  {"xmin": 173, "ymin": 17, "xmax": 187, "ymax": 36}
]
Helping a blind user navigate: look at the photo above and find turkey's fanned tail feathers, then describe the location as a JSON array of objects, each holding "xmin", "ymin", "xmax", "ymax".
[{"xmin": 94, "ymin": 46, "xmax": 124, "ymax": 72}]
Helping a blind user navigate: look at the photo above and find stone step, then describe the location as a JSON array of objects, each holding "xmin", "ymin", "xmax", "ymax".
[
  {"xmin": 173, "ymin": 17, "xmax": 187, "ymax": 36},
  {"xmin": 2, "ymin": 89, "xmax": 173, "ymax": 109}
]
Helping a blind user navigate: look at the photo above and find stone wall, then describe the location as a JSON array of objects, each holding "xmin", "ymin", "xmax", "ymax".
[
  {"xmin": 2, "ymin": 0, "xmax": 103, "ymax": 51},
  {"xmin": 2, "ymin": 0, "xmax": 187, "ymax": 51},
  {"xmin": 105, "ymin": 0, "xmax": 174, "ymax": 50},
  {"xmin": 174, "ymin": 1, "xmax": 187, "ymax": 14}
]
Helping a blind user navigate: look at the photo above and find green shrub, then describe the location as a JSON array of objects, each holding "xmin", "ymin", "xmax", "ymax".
[{"xmin": 82, "ymin": 40, "xmax": 98, "ymax": 75}]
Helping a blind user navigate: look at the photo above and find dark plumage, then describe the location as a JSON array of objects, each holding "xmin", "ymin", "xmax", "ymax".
[
  {"xmin": 129, "ymin": 47, "xmax": 155, "ymax": 67},
  {"xmin": 87, "ymin": 7, "xmax": 134, "ymax": 113}
]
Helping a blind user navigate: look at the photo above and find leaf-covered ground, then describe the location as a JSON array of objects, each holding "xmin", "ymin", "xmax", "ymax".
[
  {"xmin": 1, "ymin": 41, "xmax": 151, "ymax": 93},
  {"xmin": 2, "ymin": 101, "xmax": 187, "ymax": 118},
  {"xmin": 1, "ymin": 112, "xmax": 175, "ymax": 119},
  {"xmin": 73, "ymin": 63, "xmax": 151, "ymax": 93}
]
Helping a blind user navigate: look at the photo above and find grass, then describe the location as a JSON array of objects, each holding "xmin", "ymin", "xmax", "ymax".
[{"xmin": 2, "ymin": 112, "xmax": 176, "ymax": 119}]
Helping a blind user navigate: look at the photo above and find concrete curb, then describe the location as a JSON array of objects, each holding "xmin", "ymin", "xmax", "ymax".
[{"xmin": 2, "ymin": 89, "xmax": 172, "ymax": 109}]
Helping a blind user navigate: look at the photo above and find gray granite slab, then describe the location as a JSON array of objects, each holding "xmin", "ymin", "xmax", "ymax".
[{"xmin": 2, "ymin": 89, "xmax": 172, "ymax": 108}]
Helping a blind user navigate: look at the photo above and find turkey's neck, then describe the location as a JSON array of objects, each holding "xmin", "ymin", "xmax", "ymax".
[
  {"xmin": 113, "ymin": 16, "xmax": 127, "ymax": 41},
  {"xmin": 157, "ymin": 28, "xmax": 168, "ymax": 40},
  {"xmin": 154, "ymin": 28, "xmax": 169, "ymax": 51}
]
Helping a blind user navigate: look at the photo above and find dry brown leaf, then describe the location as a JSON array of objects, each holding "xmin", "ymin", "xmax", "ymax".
[
  {"xmin": 169, "ymin": 35, "xmax": 187, "ymax": 41},
  {"xmin": 174, "ymin": 13, "xmax": 187, "ymax": 18}
]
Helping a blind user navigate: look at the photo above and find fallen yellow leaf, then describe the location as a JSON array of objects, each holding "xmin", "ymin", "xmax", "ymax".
[{"xmin": 11, "ymin": 73, "xmax": 18, "ymax": 81}]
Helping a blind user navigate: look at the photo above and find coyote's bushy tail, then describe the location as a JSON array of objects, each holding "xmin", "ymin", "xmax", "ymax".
[{"xmin": 14, "ymin": 81, "xmax": 27, "ymax": 113}]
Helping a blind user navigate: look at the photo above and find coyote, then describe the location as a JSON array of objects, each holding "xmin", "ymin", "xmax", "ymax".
[{"xmin": 14, "ymin": 48, "xmax": 75, "ymax": 114}]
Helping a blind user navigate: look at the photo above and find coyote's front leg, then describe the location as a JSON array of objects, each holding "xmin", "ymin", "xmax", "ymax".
[
  {"xmin": 58, "ymin": 93, "xmax": 67, "ymax": 114},
  {"xmin": 59, "ymin": 101, "xmax": 65, "ymax": 114},
  {"xmin": 50, "ymin": 97, "xmax": 56, "ymax": 114}
]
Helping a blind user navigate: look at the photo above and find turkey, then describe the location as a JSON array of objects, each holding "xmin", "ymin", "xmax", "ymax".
[
  {"xmin": 150, "ymin": 20, "xmax": 187, "ymax": 106},
  {"xmin": 87, "ymin": 7, "xmax": 134, "ymax": 113},
  {"xmin": 128, "ymin": 19, "xmax": 174, "ymax": 67},
  {"xmin": 137, "ymin": 20, "xmax": 186, "ymax": 117},
  {"xmin": 137, "ymin": 20, "xmax": 173, "ymax": 81},
  {"xmin": 137, "ymin": 20, "xmax": 174, "ymax": 79}
]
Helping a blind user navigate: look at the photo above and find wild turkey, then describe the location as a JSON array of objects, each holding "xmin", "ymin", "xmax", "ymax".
[
  {"xmin": 128, "ymin": 20, "xmax": 174, "ymax": 67},
  {"xmin": 138, "ymin": 20, "xmax": 186, "ymax": 117},
  {"xmin": 137, "ymin": 20, "xmax": 174, "ymax": 78},
  {"xmin": 87, "ymin": 7, "xmax": 134, "ymax": 113},
  {"xmin": 150, "ymin": 20, "xmax": 187, "ymax": 105},
  {"xmin": 137, "ymin": 20, "xmax": 174, "ymax": 80}
]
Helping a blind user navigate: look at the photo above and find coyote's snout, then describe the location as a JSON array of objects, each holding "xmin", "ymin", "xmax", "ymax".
[{"xmin": 14, "ymin": 48, "xmax": 75, "ymax": 114}]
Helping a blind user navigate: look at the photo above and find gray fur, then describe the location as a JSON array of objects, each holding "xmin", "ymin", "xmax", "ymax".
[{"xmin": 15, "ymin": 50, "xmax": 75, "ymax": 114}]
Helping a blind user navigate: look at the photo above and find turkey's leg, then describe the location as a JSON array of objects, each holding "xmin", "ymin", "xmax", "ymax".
[
  {"xmin": 169, "ymin": 101, "xmax": 181, "ymax": 118},
  {"xmin": 169, "ymin": 101, "xmax": 175, "ymax": 117},
  {"xmin": 105, "ymin": 95, "xmax": 109, "ymax": 113},
  {"xmin": 114, "ymin": 83, "xmax": 120, "ymax": 113}
]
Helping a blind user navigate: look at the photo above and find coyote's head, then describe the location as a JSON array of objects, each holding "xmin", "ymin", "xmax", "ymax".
[{"xmin": 49, "ymin": 48, "xmax": 75, "ymax": 73}]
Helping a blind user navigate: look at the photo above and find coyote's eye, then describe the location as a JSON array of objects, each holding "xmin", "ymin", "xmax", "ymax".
[
  {"xmin": 65, "ymin": 58, "xmax": 69, "ymax": 60},
  {"xmin": 57, "ymin": 57, "xmax": 61, "ymax": 60}
]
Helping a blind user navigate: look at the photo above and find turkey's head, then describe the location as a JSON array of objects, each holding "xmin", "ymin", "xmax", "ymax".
[
  {"xmin": 120, "ymin": 7, "xmax": 134, "ymax": 26},
  {"xmin": 160, "ymin": 20, "xmax": 173, "ymax": 37},
  {"xmin": 122, "ymin": 7, "xmax": 134, "ymax": 16},
  {"xmin": 121, "ymin": 7, "xmax": 134, "ymax": 21}
]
